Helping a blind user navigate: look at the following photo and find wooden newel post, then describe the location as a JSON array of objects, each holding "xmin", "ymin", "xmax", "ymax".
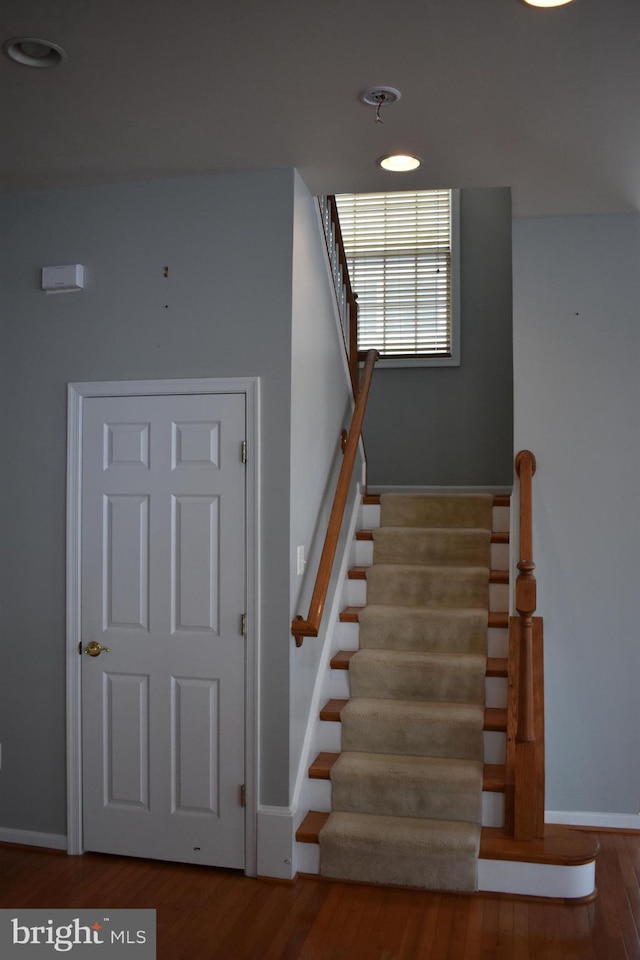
[{"xmin": 515, "ymin": 450, "xmax": 537, "ymax": 744}]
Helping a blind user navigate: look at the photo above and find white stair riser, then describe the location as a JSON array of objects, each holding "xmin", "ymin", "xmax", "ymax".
[
  {"xmin": 330, "ymin": 671, "xmax": 508, "ymax": 709},
  {"xmin": 490, "ymin": 583, "xmax": 509, "ymax": 611},
  {"xmin": 357, "ymin": 540, "xmax": 509, "ymax": 571},
  {"xmin": 487, "ymin": 628, "xmax": 508, "ymax": 658},
  {"xmin": 485, "ymin": 677, "xmax": 508, "ymax": 709},
  {"xmin": 318, "ymin": 720, "xmax": 507, "ymax": 765},
  {"xmin": 491, "ymin": 543, "xmax": 509, "ymax": 569},
  {"xmin": 361, "ymin": 503, "xmax": 508, "ymax": 533},
  {"xmin": 361, "ymin": 504, "xmax": 381, "ymax": 528},
  {"xmin": 493, "ymin": 505, "xmax": 510, "ymax": 533},
  {"xmin": 336, "ymin": 624, "xmax": 508, "ymax": 657},
  {"xmin": 348, "ymin": 579, "xmax": 508, "ymax": 611},
  {"xmin": 307, "ymin": 779, "xmax": 505, "ymax": 828}
]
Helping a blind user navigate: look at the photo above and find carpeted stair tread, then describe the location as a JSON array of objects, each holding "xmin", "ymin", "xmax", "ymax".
[
  {"xmin": 373, "ymin": 527, "xmax": 491, "ymax": 567},
  {"xmin": 331, "ymin": 752, "xmax": 483, "ymax": 822},
  {"xmin": 349, "ymin": 648, "xmax": 486, "ymax": 703},
  {"xmin": 319, "ymin": 811, "xmax": 480, "ymax": 891},
  {"xmin": 341, "ymin": 698, "xmax": 484, "ymax": 760},
  {"xmin": 365, "ymin": 563, "xmax": 489, "ymax": 609},
  {"xmin": 380, "ymin": 493, "xmax": 493, "ymax": 530},
  {"xmin": 357, "ymin": 604, "xmax": 488, "ymax": 654}
]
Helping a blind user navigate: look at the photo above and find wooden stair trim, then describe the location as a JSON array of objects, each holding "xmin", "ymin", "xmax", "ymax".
[
  {"xmin": 308, "ymin": 752, "xmax": 340, "ymax": 779},
  {"xmin": 488, "ymin": 612, "xmax": 508, "ymax": 629},
  {"xmin": 296, "ymin": 811, "xmax": 330, "ymax": 843},
  {"xmin": 484, "ymin": 708, "xmax": 508, "ymax": 731},
  {"xmin": 309, "ymin": 752, "xmax": 506, "ymax": 793},
  {"xmin": 340, "ymin": 607, "xmax": 510, "ymax": 628},
  {"xmin": 330, "ymin": 651, "xmax": 357, "ymax": 669},
  {"xmin": 479, "ymin": 826, "xmax": 600, "ymax": 867},
  {"xmin": 486, "ymin": 657, "xmax": 508, "ymax": 677},
  {"xmin": 339, "ymin": 606, "xmax": 362, "ymax": 622},
  {"xmin": 319, "ymin": 699, "xmax": 349, "ymax": 721},
  {"xmin": 483, "ymin": 763, "xmax": 507, "ymax": 793},
  {"xmin": 296, "ymin": 815, "xmax": 598, "ymax": 868},
  {"xmin": 320, "ymin": 699, "xmax": 507, "ymax": 730}
]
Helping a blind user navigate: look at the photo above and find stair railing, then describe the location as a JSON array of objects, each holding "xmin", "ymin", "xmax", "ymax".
[
  {"xmin": 507, "ymin": 450, "xmax": 545, "ymax": 840},
  {"xmin": 318, "ymin": 196, "xmax": 359, "ymax": 398},
  {"xmin": 291, "ymin": 349, "xmax": 378, "ymax": 647}
]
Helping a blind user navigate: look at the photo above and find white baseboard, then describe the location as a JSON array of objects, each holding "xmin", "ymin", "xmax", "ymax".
[
  {"xmin": 256, "ymin": 806, "xmax": 295, "ymax": 880},
  {"xmin": 296, "ymin": 846, "xmax": 595, "ymax": 899},
  {"xmin": 0, "ymin": 827, "xmax": 67, "ymax": 851},
  {"xmin": 369, "ymin": 485, "xmax": 513, "ymax": 495},
  {"xmin": 478, "ymin": 857, "xmax": 595, "ymax": 899},
  {"xmin": 546, "ymin": 810, "xmax": 640, "ymax": 831}
]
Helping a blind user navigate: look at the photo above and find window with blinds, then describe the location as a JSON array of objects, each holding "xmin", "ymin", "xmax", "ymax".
[{"xmin": 335, "ymin": 190, "xmax": 459, "ymax": 365}]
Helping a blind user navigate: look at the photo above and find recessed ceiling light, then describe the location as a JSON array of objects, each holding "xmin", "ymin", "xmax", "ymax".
[
  {"xmin": 2, "ymin": 37, "xmax": 67, "ymax": 68},
  {"xmin": 521, "ymin": 0, "xmax": 576, "ymax": 7},
  {"xmin": 378, "ymin": 154, "xmax": 422, "ymax": 172}
]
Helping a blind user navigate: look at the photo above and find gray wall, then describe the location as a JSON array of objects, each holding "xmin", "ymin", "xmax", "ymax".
[
  {"xmin": 363, "ymin": 188, "xmax": 514, "ymax": 487},
  {"xmin": 0, "ymin": 169, "xmax": 297, "ymax": 832},
  {"xmin": 513, "ymin": 213, "xmax": 640, "ymax": 817},
  {"xmin": 288, "ymin": 173, "xmax": 358, "ymax": 795}
]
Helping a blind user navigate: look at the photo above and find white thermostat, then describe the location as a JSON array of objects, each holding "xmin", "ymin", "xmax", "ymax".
[{"xmin": 41, "ymin": 264, "xmax": 84, "ymax": 293}]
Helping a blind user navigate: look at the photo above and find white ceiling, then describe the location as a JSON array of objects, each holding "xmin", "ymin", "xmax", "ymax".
[{"xmin": 1, "ymin": 0, "xmax": 638, "ymax": 217}]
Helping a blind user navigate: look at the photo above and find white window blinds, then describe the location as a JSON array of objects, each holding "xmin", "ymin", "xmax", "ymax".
[{"xmin": 335, "ymin": 190, "xmax": 453, "ymax": 359}]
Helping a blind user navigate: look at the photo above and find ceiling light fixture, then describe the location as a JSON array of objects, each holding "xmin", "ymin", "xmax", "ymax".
[
  {"xmin": 378, "ymin": 154, "xmax": 422, "ymax": 173},
  {"xmin": 2, "ymin": 37, "xmax": 67, "ymax": 68},
  {"xmin": 521, "ymin": 0, "xmax": 576, "ymax": 7}
]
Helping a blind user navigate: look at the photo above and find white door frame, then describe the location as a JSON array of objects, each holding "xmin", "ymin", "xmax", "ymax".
[{"xmin": 66, "ymin": 377, "xmax": 260, "ymax": 875}]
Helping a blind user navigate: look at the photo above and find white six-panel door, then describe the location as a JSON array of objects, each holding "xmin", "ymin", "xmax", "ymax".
[{"xmin": 80, "ymin": 393, "xmax": 246, "ymax": 868}]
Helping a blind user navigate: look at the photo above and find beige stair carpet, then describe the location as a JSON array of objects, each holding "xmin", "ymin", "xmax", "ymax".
[
  {"xmin": 350, "ymin": 648, "xmax": 486, "ymax": 704},
  {"xmin": 319, "ymin": 493, "xmax": 493, "ymax": 892},
  {"xmin": 320, "ymin": 812, "xmax": 480, "ymax": 891},
  {"xmin": 330, "ymin": 752, "xmax": 483, "ymax": 822}
]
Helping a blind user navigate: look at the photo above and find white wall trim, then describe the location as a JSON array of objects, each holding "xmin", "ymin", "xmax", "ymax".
[
  {"xmin": 66, "ymin": 377, "xmax": 261, "ymax": 876},
  {"xmin": 0, "ymin": 828, "xmax": 67, "ymax": 851},
  {"xmin": 256, "ymin": 805, "xmax": 295, "ymax": 880},
  {"xmin": 478, "ymin": 858, "xmax": 596, "ymax": 900},
  {"xmin": 368, "ymin": 485, "xmax": 513, "ymax": 495},
  {"xmin": 546, "ymin": 810, "xmax": 640, "ymax": 831},
  {"xmin": 290, "ymin": 482, "xmax": 364, "ymax": 821}
]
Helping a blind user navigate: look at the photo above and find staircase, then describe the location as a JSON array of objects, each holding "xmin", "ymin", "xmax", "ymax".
[
  {"xmin": 296, "ymin": 491, "xmax": 509, "ymax": 891},
  {"xmin": 295, "ymin": 490, "xmax": 599, "ymax": 898}
]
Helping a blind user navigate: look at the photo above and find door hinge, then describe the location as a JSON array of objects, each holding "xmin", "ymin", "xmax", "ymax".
[
  {"xmin": 239, "ymin": 784, "xmax": 246, "ymax": 807},
  {"xmin": 241, "ymin": 613, "xmax": 247, "ymax": 636},
  {"xmin": 78, "ymin": 641, "xmax": 82, "ymax": 655},
  {"xmin": 241, "ymin": 440, "xmax": 247, "ymax": 464}
]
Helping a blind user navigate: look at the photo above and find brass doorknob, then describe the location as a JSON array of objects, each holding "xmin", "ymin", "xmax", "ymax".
[{"xmin": 84, "ymin": 641, "xmax": 110, "ymax": 657}]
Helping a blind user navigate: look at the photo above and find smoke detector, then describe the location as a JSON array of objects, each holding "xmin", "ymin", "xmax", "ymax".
[{"xmin": 359, "ymin": 86, "xmax": 402, "ymax": 108}]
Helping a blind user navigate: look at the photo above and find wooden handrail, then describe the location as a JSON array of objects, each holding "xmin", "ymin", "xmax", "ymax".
[
  {"xmin": 325, "ymin": 196, "xmax": 359, "ymax": 398},
  {"xmin": 515, "ymin": 450, "xmax": 537, "ymax": 743},
  {"xmin": 292, "ymin": 349, "xmax": 378, "ymax": 646}
]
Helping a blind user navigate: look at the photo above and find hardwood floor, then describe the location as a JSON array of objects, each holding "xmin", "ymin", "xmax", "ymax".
[{"xmin": 1, "ymin": 832, "xmax": 638, "ymax": 958}]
